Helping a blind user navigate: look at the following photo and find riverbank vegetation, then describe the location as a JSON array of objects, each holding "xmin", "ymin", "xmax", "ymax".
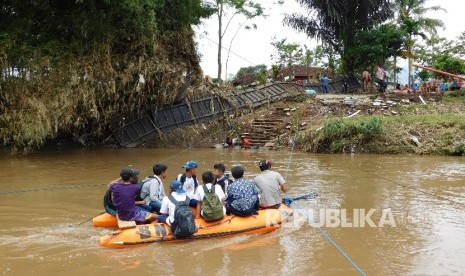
[
  {"xmin": 1, "ymin": 0, "xmax": 464, "ymax": 154},
  {"xmin": 0, "ymin": 1, "xmax": 214, "ymax": 153},
  {"xmin": 295, "ymin": 93, "xmax": 465, "ymax": 156}
]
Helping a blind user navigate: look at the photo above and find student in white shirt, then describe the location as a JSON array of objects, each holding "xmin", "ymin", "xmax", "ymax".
[
  {"xmin": 158, "ymin": 180, "xmax": 189, "ymax": 226},
  {"xmin": 177, "ymin": 160, "xmax": 199, "ymax": 207}
]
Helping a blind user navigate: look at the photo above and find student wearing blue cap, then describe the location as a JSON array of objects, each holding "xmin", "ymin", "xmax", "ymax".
[
  {"xmin": 176, "ymin": 160, "xmax": 200, "ymax": 207},
  {"xmin": 158, "ymin": 180, "xmax": 188, "ymax": 225}
]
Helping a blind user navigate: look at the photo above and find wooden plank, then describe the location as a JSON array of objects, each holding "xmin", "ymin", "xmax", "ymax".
[
  {"xmin": 345, "ymin": 110, "xmax": 361, "ymax": 118},
  {"xmin": 418, "ymin": 95, "xmax": 427, "ymax": 105},
  {"xmin": 116, "ymin": 214, "xmax": 136, "ymax": 229}
]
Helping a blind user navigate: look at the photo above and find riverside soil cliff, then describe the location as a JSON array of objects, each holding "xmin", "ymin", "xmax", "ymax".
[{"xmin": 146, "ymin": 92, "xmax": 465, "ymax": 156}]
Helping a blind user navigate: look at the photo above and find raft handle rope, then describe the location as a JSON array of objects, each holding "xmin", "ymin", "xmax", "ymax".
[
  {"xmin": 71, "ymin": 210, "xmax": 106, "ymax": 227},
  {"xmin": 197, "ymin": 215, "xmax": 236, "ymax": 230}
]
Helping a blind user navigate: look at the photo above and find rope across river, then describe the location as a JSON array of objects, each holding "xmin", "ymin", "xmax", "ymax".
[
  {"xmin": 282, "ymin": 109, "xmax": 367, "ymax": 275},
  {"xmin": 0, "ymin": 147, "xmax": 192, "ymax": 196}
]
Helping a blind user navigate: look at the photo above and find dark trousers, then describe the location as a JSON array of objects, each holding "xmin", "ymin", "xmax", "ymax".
[
  {"xmin": 189, "ymin": 198, "xmax": 198, "ymax": 208},
  {"xmin": 139, "ymin": 200, "xmax": 162, "ymax": 213},
  {"xmin": 226, "ymin": 201, "xmax": 259, "ymax": 217}
]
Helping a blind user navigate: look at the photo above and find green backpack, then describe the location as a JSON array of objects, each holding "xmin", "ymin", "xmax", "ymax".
[{"xmin": 202, "ymin": 185, "xmax": 224, "ymax": 222}]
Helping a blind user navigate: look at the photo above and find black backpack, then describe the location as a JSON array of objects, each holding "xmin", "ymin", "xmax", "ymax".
[
  {"xmin": 168, "ymin": 195, "xmax": 198, "ymax": 238},
  {"xmin": 179, "ymin": 173, "xmax": 199, "ymax": 189},
  {"xmin": 214, "ymin": 174, "xmax": 229, "ymax": 194},
  {"xmin": 103, "ymin": 189, "xmax": 117, "ymax": 215}
]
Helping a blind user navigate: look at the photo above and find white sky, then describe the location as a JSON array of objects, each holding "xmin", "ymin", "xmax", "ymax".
[{"xmin": 195, "ymin": 0, "xmax": 464, "ymax": 83}]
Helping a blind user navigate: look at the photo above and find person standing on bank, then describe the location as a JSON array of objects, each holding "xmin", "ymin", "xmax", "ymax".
[
  {"xmin": 341, "ymin": 74, "xmax": 349, "ymax": 94},
  {"xmin": 320, "ymin": 74, "xmax": 329, "ymax": 94},
  {"xmin": 139, "ymin": 164, "xmax": 168, "ymax": 213},
  {"xmin": 253, "ymin": 160, "xmax": 288, "ymax": 209},
  {"xmin": 177, "ymin": 160, "xmax": 199, "ymax": 207}
]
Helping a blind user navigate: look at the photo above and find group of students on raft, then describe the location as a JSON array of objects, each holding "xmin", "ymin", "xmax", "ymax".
[{"xmin": 106, "ymin": 159, "xmax": 288, "ymax": 233}]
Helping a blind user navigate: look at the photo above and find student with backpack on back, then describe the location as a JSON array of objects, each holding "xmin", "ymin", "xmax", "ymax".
[
  {"xmin": 138, "ymin": 164, "xmax": 168, "ymax": 213},
  {"xmin": 194, "ymin": 171, "xmax": 225, "ymax": 221},
  {"xmin": 158, "ymin": 180, "xmax": 197, "ymax": 238},
  {"xmin": 177, "ymin": 160, "xmax": 199, "ymax": 207}
]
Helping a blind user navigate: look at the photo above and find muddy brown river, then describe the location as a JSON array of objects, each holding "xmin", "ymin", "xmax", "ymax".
[{"xmin": 1, "ymin": 148, "xmax": 464, "ymax": 275}]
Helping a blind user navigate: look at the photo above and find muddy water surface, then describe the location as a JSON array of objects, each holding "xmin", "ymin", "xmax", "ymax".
[{"xmin": 1, "ymin": 148, "xmax": 464, "ymax": 275}]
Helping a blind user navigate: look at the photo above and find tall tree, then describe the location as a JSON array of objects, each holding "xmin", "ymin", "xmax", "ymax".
[
  {"xmin": 348, "ymin": 23, "xmax": 406, "ymax": 72},
  {"xmin": 414, "ymin": 34, "xmax": 465, "ymax": 78},
  {"xmin": 394, "ymin": 0, "xmax": 444, "ymax": 85},
  {"xmin": 205, "ymin": 0, "xmax": 264, "ymax": 84},
  {"xmin": 284, "ymin": 0, "xmax": 392, "ymax": 73},
  {"xmin": 270, "ymin": 38, "xmax": 305, "ymax": 80},
  {"xmin": 450, "ymin": 31, "xmax": 465, "ymax": 59},
  {"xmin": 270, "ymin": 38, "xmax": 304, "ymax": 68},
  {"xmin": 235, "ymin": 64, "xmax": 267, "ymax": 78}
]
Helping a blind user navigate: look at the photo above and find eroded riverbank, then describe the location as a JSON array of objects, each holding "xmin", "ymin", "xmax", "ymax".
[{"xmin": 146, "ymin": 92, "xmax": 465, "ymax": 156}]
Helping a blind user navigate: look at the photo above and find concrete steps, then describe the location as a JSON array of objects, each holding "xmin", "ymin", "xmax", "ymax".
[{"xmin": 244, "ymin": 114, "xmax": 288, "ymax": 147}]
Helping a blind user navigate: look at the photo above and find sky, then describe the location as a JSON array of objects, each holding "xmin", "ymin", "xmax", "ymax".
[{"xmin": 194, "ymin": 0, "xmax": 464, "ymax": 84}]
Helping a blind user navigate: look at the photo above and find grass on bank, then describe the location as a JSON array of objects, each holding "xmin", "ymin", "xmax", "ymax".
[
  {"xmin": 298, "ymin": 112, "xmax": 465, "ymax": 156},
  {"xmin": 443, "ymin": 90, "xmax": 465, "ymax": 103},
  {"xmin": 298, "ymin": 116, "xmax": 385, "ymax": 153}
]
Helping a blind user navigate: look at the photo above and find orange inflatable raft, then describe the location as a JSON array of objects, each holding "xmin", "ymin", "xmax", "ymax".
[{"xmin": 98, "ymin": 204, "xmax": 293, "ymax": 248}]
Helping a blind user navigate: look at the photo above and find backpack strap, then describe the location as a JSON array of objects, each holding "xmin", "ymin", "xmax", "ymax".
[
  {"xmin": 139, "ymin": 176, "xmax": 155, "ymax": 191},
  {"xmin": 180, "ymin": 173, "xmax": 186, "ymax": 184},
  {"xmin": 168, "ymin": 195, "xmax": 179, "ymax": 207},
  {"xmin": 203, "ymin": 184, "xmax": 215, "ymax": 194},
  {"xmin": 193, "ymin": 175, "xmax": 198, "ymax": 189},
  {"xmin": 169, "ymin": 194, "xmax": 189, "ymax": 206},
  {"xmin": 180, "ymin": 173, "xmax": 199, "ymax": 189}
]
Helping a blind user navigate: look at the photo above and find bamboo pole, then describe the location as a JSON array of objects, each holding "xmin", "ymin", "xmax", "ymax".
[{"xmin": 413, "ymin": 64, "xmax": 465, "ymax": 81}]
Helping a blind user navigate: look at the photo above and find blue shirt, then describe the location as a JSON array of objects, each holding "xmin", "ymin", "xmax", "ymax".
[
  {"xmin": 321, "ymin": 76, "xmax": 329, "ymax": 86},
  {"xmin": 226, "ymin": 178, "xmax": 259, "ymax": 212}
]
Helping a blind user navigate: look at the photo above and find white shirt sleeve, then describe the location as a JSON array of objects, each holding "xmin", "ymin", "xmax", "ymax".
[
  {"xmin": 194, "ymin": 186, "xmax": 202, "ymax": 202},
  {"xmin": 215, "ymin": 184, "xmax": 226, "ymax": 201},
  {"xmin": 277, "ymin": 172, "xmax": 286, "ymax": 186},
  {"xmin": 159, "ymin": 197, "xmax": 169, "ymax": 215}
]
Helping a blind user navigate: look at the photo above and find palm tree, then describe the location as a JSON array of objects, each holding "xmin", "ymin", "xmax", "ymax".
[
  {"xmin": 394, "ymin": 0, "xmax": 444, "ymax": 85},
  {"xmin": 284, "ymin": 0, "xmax": 392, "ymax": 73}
]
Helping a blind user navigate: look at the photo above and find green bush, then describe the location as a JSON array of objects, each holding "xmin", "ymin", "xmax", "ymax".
[
  {"xmin": 322, "ymin": 116, "xmax": 384, "ymax": 139},
  {"xmin": 317, "ymin": 116, "xmax": 385, "ymax": 152}
]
